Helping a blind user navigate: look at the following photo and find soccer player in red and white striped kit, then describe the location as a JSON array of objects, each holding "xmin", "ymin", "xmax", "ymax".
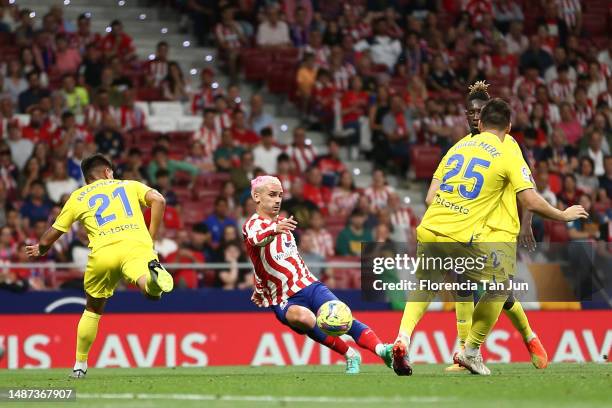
[{"xmin": 242, "ymin": 175, "xmax": 393, "ymax": 374}]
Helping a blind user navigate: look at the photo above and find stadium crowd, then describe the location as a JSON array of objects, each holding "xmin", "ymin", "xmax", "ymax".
[{"xmin": 0, "ymin": 0, "xmax": 610, "ymax": 292}]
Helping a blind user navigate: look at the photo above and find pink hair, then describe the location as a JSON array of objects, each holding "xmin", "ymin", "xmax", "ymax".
[{"xmin": 251, "ymin": 175, "xmax": 281, "ymax": 191}]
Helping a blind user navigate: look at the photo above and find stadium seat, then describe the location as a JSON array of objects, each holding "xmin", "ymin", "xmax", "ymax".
[
  {"xmin": 14, "ymin": 114, "xmax": 30, "ymax": 126},
  {"xmin": 150, "ymin": 101, "xmax": 186, "ymax": 117},
  {"xmin": 146, "ymin": 116, "xmax": 178, "ymax": 133},
  {"xmin": 410, "ymin": 144, "xmax": 442, "ymax": 180},
  {"xmin": 176, "ymin": 116, "xmax": 203, "ymax": 131},
  {"xmin": 135, "ymin": 101, "xmax": 150, "ymax": 119},
  {"xmin": 136, "ymin": 87, "xmax": 163, "ymax": 102},
  {"xmin": 544, "ymin": 220, "xmax": 569, "ymax": 243}
]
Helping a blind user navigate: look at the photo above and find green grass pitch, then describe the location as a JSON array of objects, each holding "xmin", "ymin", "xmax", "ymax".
[{"xmin": 1, "ymin": 364, "xmax": 610, "ymax": 408}]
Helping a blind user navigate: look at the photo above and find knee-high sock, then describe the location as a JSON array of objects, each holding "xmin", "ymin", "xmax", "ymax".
[
  {"xmin": 466, "ymin": 296, "xmax": 505, "ymax": 349},
  {"xmin": 503, "ymin": 302, "xmax": 533, "ymax": 341},
  {"xmin": 76, "ymin": 310, "xmax": 101, "ymax": 362},
  {"xmin": 348, "ymin": 320, "xmax": 383, "ymax": 356},
  {"xmin": 455, "ymin": 296, "xmax": 474, "ymax": 347},
  {"xmin": 398, "ymin": 297, "xmax": 433, "ymax": 342},
  {"xmin": 306, "ymin": 324, "xmax": 349, "ymax": 355}
]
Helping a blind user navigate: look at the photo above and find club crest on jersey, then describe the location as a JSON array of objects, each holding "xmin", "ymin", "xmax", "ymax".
[{"xmin": 279, "ymin": 300, "xmax": 289, "ymax": 309}]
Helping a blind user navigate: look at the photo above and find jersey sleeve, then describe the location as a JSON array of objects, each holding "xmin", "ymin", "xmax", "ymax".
[
  {"xmin": 132, "ymin": 181, "xmax": 154, "ymax": 207},
  {"xmin": 505, "ymin": 154, "xmax": 534, "ymax": 194},
  {"xmin": 432, "ymin": 158, "xmax": 446, "ymax": 180},
  {"xmin": 52, "ymin": 196, "xmax": 76, "ymax": 232},
  {"xmin": 244, "ymin": 218, "xmax": 277, "ymax": 247}
]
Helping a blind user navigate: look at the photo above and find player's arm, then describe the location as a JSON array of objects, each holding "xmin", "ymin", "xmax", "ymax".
[
  {"xmin": 145, "ymin": 189, "xmax": 166, "ymax": 240},
  {"xmin": 425, "ymin": 178, "xmax": 441, "ymax": 207},
  {"xmin": 516, "ymin": 189, "xmax": 587, "ymax": 222},
  {"xmin": 25, "ymin": 227, "xmax": 64, "ymax": 257},
  {"xmin": 245, "ymin": 216, "xmax": 297, "ymax": 246}
]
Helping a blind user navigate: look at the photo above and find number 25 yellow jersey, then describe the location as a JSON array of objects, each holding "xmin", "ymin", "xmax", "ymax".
[
  {"xmin": 52, "ymin": 179, "xmax": 154, "ymax": 251},
  {"xmin": 419, "ymin": 131, "xmax": 533, "ymax": 243}
]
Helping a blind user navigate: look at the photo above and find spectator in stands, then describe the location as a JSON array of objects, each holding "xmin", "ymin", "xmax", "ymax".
[
  {"xmin": 166, "ymin": 230, "xmax": 204, "ymax": 289},
  {"xmin": 146, "ymin": 41, "xmax": 169, "ymax": 87},
  {"xmin": 231, "ymin": 109, "xmax": 260, "ymax": 147},
  {"xmin": 216, "ymin": 242, "xmax": 252, "ymax": 290},
  {"xmin": 214, "ymin": 128, "xmax": 243, "ymax": 172},
  {"xmin": 60, "ymin": 74, "xmax": 88, "ymax": 114},
  {"xmin": 598, "ymin": 155, "xmax": 612, "ymax": 198},
  {"xmin": 148, "ymin": 145, "xmax": 199, "ymax": 185},
  {"xmin": 74, "ymin": 13, "xmax": 100, "ymax": 53},
  {"xmin": 20, "ymin": 180, "xmax": 52, "ymax": 226},
  {"xmin": 519, "ymin": 35, "xmax": 554, "ymax": 77},
  {"xmin": 427, "ymin": 54, "xmax": 460, "ymax": 93},
  {"xmin": 253, "ymin": 127, "xmax": 282, "ymax": 174},
  {"xmin": 116, "ymin": 147, "xmax": 147, "ymax": 181},
  {"xmin": 230, "ymin": 150, "xmax": 256, "ymax": 195},
  {"xmin": 45, "ymin": 159, "xmax": 78, "ymax": 204},
  {"xmin": 15, "ymin": 8, "xmax": 34, "ymax": 47},
  {"xmin": 289, "ymin": 6, "xmax": 309, "ymax": 48},
  {"xmin": 191, "ymin": 68, "xmax": 219, "ymax": 115},
  {"xmin": 247, "ymin": 93, "xmax": 275, "ymax": 134},
  {"xmin": 94, "ymin": 113, "xmax": 124, "ymax": 159},
  {"xmin": 582, "ymin": 130, "xmax": 607, "ymax": 177},
  {"xmin": 302, "ymin": 166, "xmax": 331, "ymax": 213},
  {"xmin": 329, "ymin": 170, "xmax": 359, "ymax": 217},
  {"xmin": 66, "ymin": 140, "xmax": 86, "ymax": 185},
  {"xmin": 100, "ymin": 19, "xmax": 136, "ymax": 61},
  {"xmin": 215, "ymin": 7, "xmax": 245, "ymax": 84},
  {"xmin": 187, "ymin": 0, "xmax": 216, "ymax": 47},
  {"xmin": 282, "ymin": 178, "xmax": 318, "ymax": 228},
  {"xmin": 18, "ymin": 71, "xmax": 49, "ymax": 114},
  {"xmin": 18, "ymin": 157, "xmax": 41, "ymax": 199},
  {"xmin": 575, "ymin": 156, "xmax": 599, "ymax": 195},
  {"xmin": 78, "ymin": 43, "xmax": 103, "ymax": 89},
  {"xmin": 340, "ymin": 75, "xmax": 368, "ymax": 159},
  {"xmin": 7, "ymin": 121, "xmax": 32, "ymax": 171},
  {"xmin": 558, "ymin": 173, "xmax": 583, "ymax": 207},
  {"xmin": 162, "ymin": 61, "xmax": 190, "ymax": 102},
  {"xmin": 314, "ymin": 138, "xmax": 346, "ymax": 187},
  {"xmin": 192, "ymin": 108, "xmax": 221, "ymax": 159},
  {"xmin": 21, "ymin": 106, "xmax": 51, "ymax": 144},
  {"xmin": 0, "ymin": 144, "xmax": 17, "ymax": 194},
  {"xmin": 203, "ymin": 197, "xmax": 237, "ymax": 246},
  {"xmin": 298, "ymin": 230, "xmax": 327, "ymax": 279},
  {"xmin": 336, "ymin": 209, "xmax": 372, "ymax": 256},
  {"xmin": 85, "ymin": 89, "xmax": 118, "ymax": 132},
  {"xmin": 296, "ymin": 52, "xmax": 318, "ymax": 114},
  {"xmin": 364, "ymin": 169, "xmax": 396, "ymax": 212},
  {"xmin": 51, "ymin": 111, "xmax": 93, "ymax": 154},
  {"xmin": 541, "ymin": 126, "xmax": 577, "ymax": 174},
  {"xmin": 4, "ymin": 60, "xmax": 27, "ymax": 105},
  {"xmin": 54, "ymin": 33, "xmax": 81, "ymax": 75},
  {"xmin": 0, "ymin": 226, "xmax": 15, "ymax": 261},
  {"xmin": 286, "ymin": 126, "xmax": 317, "ymax": 174},
  {"xmin": 118, "ymin": 88, "xmax": 146, "ymax": 132},
  {"xmin": 308, "ymin": 210, "xmax": 335, "ymax": 257},
  {"xmin": 382, "ymin": 94, "xmax": 415, "ymax": 176},
  {"xmin": 256, "ymin": 4, "xmax": 291, "ymax": 48},
  {"xmin": 354, "ymin": 18, "xmax": 402, "ymax": 71},
  {"xmin": 190, "ymin": 222, "xmax": 216, "ymax": 262},
  {"xmin": 568, "ymin": 194, "xmax": 602, "ymax": 241},
  {"xmin": 274, "ymin": 153, "xmax": 295, "ymax": 198},
  {"xmin": 153, "ymin": 169, "xmax": 178, "ymax": 207}
]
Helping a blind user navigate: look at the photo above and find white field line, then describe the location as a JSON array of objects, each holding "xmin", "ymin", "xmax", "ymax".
[{"xmin": 77, "ymin": 393, "xmax": 454, "ymax": 404}]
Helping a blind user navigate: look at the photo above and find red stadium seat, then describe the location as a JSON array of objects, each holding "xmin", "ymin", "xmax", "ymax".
[
  {"xmin": 136, "ymin": 87, "xmax": 163, "ymax": 102},
  {"xmin": 181, "ymin": 201, "xmax": 205, "ymax": 227},
  {"xmin": 411, "ymin": 144, "xmax": 442, "ymax": 180},
  {"xmin": 544, "ymin": 220, "xmax": 569, "ymax": 243}
]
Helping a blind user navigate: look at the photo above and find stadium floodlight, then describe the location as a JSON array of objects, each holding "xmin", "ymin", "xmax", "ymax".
[
  {"xmin": 280, "ymin": 124, "xmax": 288, "ymax": 132},
  {"xmin": 64, "ymin": 0, "xmax": 70, "ymax": 5},
  {"xmin": 105, "ymin": 26, "xmax": 111, "ymax": 33},
  {"xmin": 190, "ymin": 68, "xmax": 197, "ymax": 75},
  {"xmin": 138, "ymin": 13, "xmax": 146, "ymax": 20},
  {"xmin": 8, "ymin": 0, "xmax": 14, "ymax": 4},
  {"xmin": 161, "ymin": 27, "xmax": 168, "ymax": 34},
  {"xmin": 182, "ymin": 40, "xmax": 190, "ymax": 47},
  {"xmin": 118, "ymin": 0, "xmax": 125, "ymax": 5},
  {"xmin": 234, "ymin": 97, "xmax": 241, "ymax": 103},
  {"xmin": 403, "ymin": 196, "xmax": 411, "ymax": 204},
  {"xmin": 29, "ymin": 11, "xmax": 36, "ymax": 18},
  {"xmin": 205, "ymin": 55, "xmax": 213, "ymax": 62},
  {"xmin": 85, "ymin": 12, "xmax": 92, "ymax": 17},
  {"xmin": 353, "ymin": 168, "xmax": 361, "ymax": 175},
  {"xmin": 305, "ymin": 138, "xmax": 312, "ymax": 145},
  {"xmin": 148, "ymin": 54, "xmax": 155, "ymax": 60},
  {"xmin": 211, "ymin": 82, "xmax": 219, "ymax": 89}
]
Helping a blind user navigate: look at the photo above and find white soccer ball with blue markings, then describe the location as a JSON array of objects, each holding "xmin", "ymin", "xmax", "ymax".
[{"xmin": 316, "ymin": 300, "xmax": 353, "ymax": 336}]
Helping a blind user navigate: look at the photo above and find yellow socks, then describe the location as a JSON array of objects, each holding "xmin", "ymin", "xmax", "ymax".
[
  {"xmin": 455, "ymin": 297, "xmax": 474, "ymax": 347},
  {"xmin": 398, "ymin": 295, "xmax": 434, "ymax": 342},
  {"xmin": 466, "ymin": 296, "xmax": 505, "ymax": 348},
  {"xmin": 76, "ymin": 310, "xmax": 101, "ymax": 362},
  {"xmin": 503, "ymin": 301, "xmax": 534, "ymax": 341}
]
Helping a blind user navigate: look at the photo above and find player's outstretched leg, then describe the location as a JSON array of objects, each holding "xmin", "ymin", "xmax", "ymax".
[
  {"xmin": 283, "ymin": 304, "xmax": 361, "ymax": 374},
  {"xmin": 503, "ymin": 297, "xmax": 548, "ymax": 369},
  {"xmin": 347, "ymin": 320, "xmax": 393, "ymax": 368},
  {"xmin": 71, "ymin": 296, "xmax": 105, "ymax": 379}
]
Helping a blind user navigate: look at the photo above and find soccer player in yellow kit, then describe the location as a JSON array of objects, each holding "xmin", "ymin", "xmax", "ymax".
[
  {"xmin": 25, "ymin": 154, "xmax": 174, "ymax": 378},
  {"xmin": 391, "ymin": 99, "xmax": 588, "ymax": 375},
  {"xmin": 430, "ymin": 82, "xmax": 548, "ymax": 371}
]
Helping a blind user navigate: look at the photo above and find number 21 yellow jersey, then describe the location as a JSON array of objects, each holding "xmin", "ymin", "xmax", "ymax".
[
  {"xmin": 419, "ymin": 131, "xmax": 533, "ymax": 243},
  {"xmin": 52, "ymin": 179, "xmax": 154, "ymax": 251}
]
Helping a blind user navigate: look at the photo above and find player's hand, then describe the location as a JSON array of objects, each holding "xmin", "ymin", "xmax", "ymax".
[
  {"xmin": 275, "ymin": 216, "xmax": 297, "ymax": 234},
  {"xmin": 518, "ymin": 225, "xmax": 536, "ymax": 252},
  {"xmin": 562, "ymin": 205, "xmax": 589, "ymax": 222},
  {"xmin": 25, "ymin": 244, "xmax": 41, "ymax": 258}
]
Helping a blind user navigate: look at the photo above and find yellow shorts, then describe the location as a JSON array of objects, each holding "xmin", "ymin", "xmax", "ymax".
[
  {"xmin": 415, "ymin": 226, "xmax": 515, "ymax": 283},
  {"xmin": 84, "ymin": 243, "xmax": 158, "ymax": 298}
]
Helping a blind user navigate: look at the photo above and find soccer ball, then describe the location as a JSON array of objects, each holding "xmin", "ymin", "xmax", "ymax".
[{"xmin": 316, "ymin": 300, "xmax": 353, "ymax": 336}]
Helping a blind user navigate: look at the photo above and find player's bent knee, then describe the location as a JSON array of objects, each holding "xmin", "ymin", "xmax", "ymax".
[{"xmin": 285, "ymin": 305, "xmax": 316, "ymax": 331}]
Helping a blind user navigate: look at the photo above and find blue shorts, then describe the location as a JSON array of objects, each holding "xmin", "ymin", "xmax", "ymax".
[{"xmin": 271, "ymin": 282, "xmax": 338, "ymax": 334}]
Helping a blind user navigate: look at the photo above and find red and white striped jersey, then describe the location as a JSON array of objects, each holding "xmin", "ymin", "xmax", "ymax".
[
  {"xmin": 598, "ymin": 91, "xmax": 612, "ymax": 109},
  {"xmin": 243, "ymin": 213, "xmax": 317, "ymax": 307},
  {"xmin": 311, "ymin": 228, "xmax": 335, "ymax": 257},
  {"xmin": 303, "ymin": 45, "xmax": 330, "ymax": 68},
  {"xmin": 215, "ymin": 23, "xmax": 243, "ymax": 50},
  {"xmin": 192, "ymin": 125, "xmax": 221, "ymax": 157},
  {"xmin": 147, "ymin": 59, "xmax": 168, "ymax": 87},
  {"xmin": 84, "ymin": 105, "xmax": 119, "ymax": 130},
  {"xmin": 549, "ymin": 79, "xmax": 575, "ymax": 103},
  {"xmin": 119, "ymin": 105, "xmax": 146, "ymax": 131},
  {"xmin": 364, "ymin": 185, "xmax": 396, "ymax": 211},
  {"xmin": 332, "ymin": 63, "xmax": 356, "ymax": 91},
  {"xmin": 575, "ymin": 103, "xmax": 593, "ymax": 127},
  {"xmin": 556, "ymin": 0, "xmax": 581, "ymax": 28},
  {"xmin": 286, "ymin": 144, "xmax": 318, "ymax": 173}
]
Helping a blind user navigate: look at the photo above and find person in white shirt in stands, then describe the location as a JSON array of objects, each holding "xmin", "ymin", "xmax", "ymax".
[
  {"xmin": 45, "ymin": 159, "xmax": 79, "ymax": 204},
  {"xmin": 6, "ymin": 121, "xmax": 33, "ymax": 171},
  {"xmin": 353, "ymin": 18, "xmax": 402, "ymax": 71},
  {"xmin": 253, "ymin": 127, "xmax": 282, "ymax": 174},
  {"xmin": 256, "ymin": 4, "xmax": 291, "ymax": 48}
]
